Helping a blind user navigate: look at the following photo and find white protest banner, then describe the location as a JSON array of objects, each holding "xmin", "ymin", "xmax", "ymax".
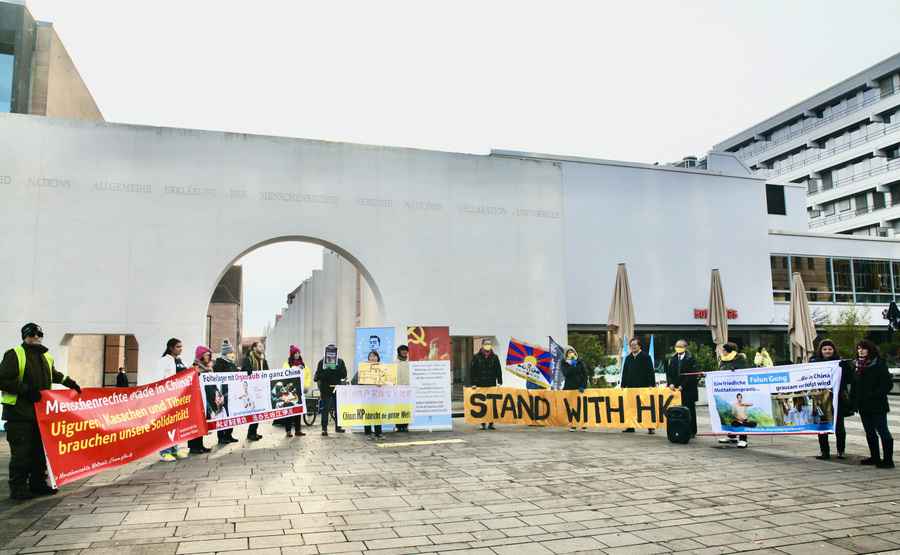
[
  {"xmin": 409, "ymin": 360, "xmax": 452, "ymax": 431},
  {"xmin": 705, "ymin": 361, "xmax": 841, "ymax": 435},
  {"xmin": 200, "ymin": 368, "xmax": 305, "ymax": 430},
  {"xmin": 335, "ymin": 385, "xmax": 413, "ymax": 427}
]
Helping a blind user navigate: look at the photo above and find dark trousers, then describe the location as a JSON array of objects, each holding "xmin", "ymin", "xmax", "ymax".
[
  {"xmin": 684, "ymin": 400, "xmax": 698, "ymax": 436},
  {"xmin": 6, "ymin": 420, "xmax": 47, "ymax": 491},
  {"xmin": 217, "ymin": 428, "xmax": 234, "ymax": 443},
  {"xmin": 321, "ymin": 395, "xmax": 339, "ymax": 430},
  {"xmin": 364, "ymin": 425, "xmax": 383, "ymax": 436},
  {"xmin": 396, "ymin": 424, "xmax": 408, "ymax": 432},
  {"xmin": 860, "ymin": 412, "xmax": 894, "ymax": 462},
  {"xmin": 818, "ymin": 413, "xmax": 846, "ymax": 456},
  {"xmin": 728, "ymin": 419, "xmax": 756, "ymax": 442},
  {"xmin": 284, "ymin": 416, "xmax": 302, "ymax": 433},
  {"xmin": 247, "ymin": 423, "xmax": 259, "ymax": 438},
  {"xmin": 187, "ymin": 436, "xmax": 205, "ymax": 451}
]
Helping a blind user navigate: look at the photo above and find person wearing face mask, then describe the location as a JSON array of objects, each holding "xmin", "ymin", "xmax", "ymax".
[
  {"xmin": 0, "ymin": 323, "xmax": 81, "ymax": 500},
  {"xmin": 468, "ymin": 339, "xmax": 503, "ymax": 430},
  {"xmin": 664, "ymin": 340, "xmax": 699, "ymax": 438},
  {"xmin": 810, "ymin": 339, "xmax": 852, "ymax": 460},
  {"xmin": 395, "ymin": 345, "xmax": 410, "ymax": 433},
  {"xmin": 851, "ymin": 340, "xmax": 893, "ymax": 468},
  {"xmin": 717, "ymin": 342, "xmax": 751, "ymax": 448},
  {"xmin": 621, "ymin": 338, "xmax": 656, "ymax": 434},
  {"xmin": 562, "ymin": 347, "xmax": 589, "ymax": 431},
  {"xmin": 212, "ymin": 339, "xmax": 240, "ymax": 445}
]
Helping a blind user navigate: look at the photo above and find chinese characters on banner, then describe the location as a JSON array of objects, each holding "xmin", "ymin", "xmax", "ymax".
[{"xmin": 201, "ymin": 367, "xmax": 305, "ymax": 431}]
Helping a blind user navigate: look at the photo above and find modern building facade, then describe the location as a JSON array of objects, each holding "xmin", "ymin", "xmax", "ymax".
[{"xmin": 714, "ymin": 52, "xmax": 900, "ymax": 237}]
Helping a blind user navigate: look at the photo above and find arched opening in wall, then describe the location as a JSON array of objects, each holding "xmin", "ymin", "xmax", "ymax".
[
  {"xmin": 59, "ymin": 334, "xmax": 139, "ymax": 388},
  {"xmin": 204, "ymin": 238, "xmax": 384, "ymax": 371}
]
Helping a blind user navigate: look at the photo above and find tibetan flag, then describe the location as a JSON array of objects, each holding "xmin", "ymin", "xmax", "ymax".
[{"xmin": 506, "ymin": 338, "xmax": 554, "ymax": 389}]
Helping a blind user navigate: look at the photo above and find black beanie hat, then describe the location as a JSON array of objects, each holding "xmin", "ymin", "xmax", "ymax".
[{"xmin": 21, "ymin": 323, "xmax": 43, "ymax": 340}]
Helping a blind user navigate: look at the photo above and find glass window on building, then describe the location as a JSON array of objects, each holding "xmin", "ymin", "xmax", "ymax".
[
  {"xmin": 0, "ymin": 52, "xmax": 14, "ymax": 113},
  {"xmin": 832, "ymin": 258, "xmax": 853, "ymax": 302},
  {"xmin": 853, "ymin": 259, "xmax": 892, "ymax": 303},
  {"xmin": 766, "ymin": 185, "xmax": 787, "ymax": 215},
  {"xmin": 790, "ymin": 256, "xmax": 833, "ymax": 302},
  {"xmin": 771, "ymin": 256, "xmax": 790, "ymax": 301}
]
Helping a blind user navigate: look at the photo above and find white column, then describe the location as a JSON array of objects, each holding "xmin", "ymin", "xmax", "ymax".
[
  {"xmin": 303, "ymin": 280, "xmax": 314, "ymax": 360},
  {"xmin": 336, "ymin": 257, "xmax": 358, "ymax": 364},
  {"xmin": 320, "ymin": 252, "xmax": 339, "ymax": 350},
  {"xmin": 311, "ymin": 270, "xmax": 325, "ymax": 364}
]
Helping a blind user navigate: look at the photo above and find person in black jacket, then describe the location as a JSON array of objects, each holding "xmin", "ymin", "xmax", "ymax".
[
  {"xmin": 0, "ymin": 323, "xmax": 81, "ymax": 500},
  {"xmin": 810, "ymin": 339, "xmax": 853, "ymax": 460},
  {"xmin": 314, "ymin": 344, "xmax": 347, "ymax": 436},
  {"xmin": 562, "ymin": 347, "xmax": 589, "ymax": 431},
  {"xmin": 621, "ymin": 338, "xmax": 655, "ymax": 434},
  {"xmin": 241, "ymin": 341, "xmax": 268, "ymax": 441},
  {"xmin": 468, "ymin": 339, "xmax": 502, "ymax": 430},
  {"xmin": 851, "ymin": 340, "xmax": 893, "ymax": 468},
  {"xmin": 212, "ymin": 340, "xmax": 240, "ymax": 445},
  {"xmin": 716, "ymin": 342, "xmax": 752, "ymax": 448},
  {"xmin": 664, "ymin": 340, "xmax": 699, "ymax": 437},
  {"xmin": 115, "ymin": 367, "xmax": 129, "ymax": 388}
]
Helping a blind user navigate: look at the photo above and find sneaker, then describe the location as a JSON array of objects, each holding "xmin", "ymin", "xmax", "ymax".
[
  {"xmin": 487, "ymin": 423, "xmax": 495, "ymax": 430},
  {"xmin": 286, "ymin": 431, "xmax": 293, "ymax": 438},
  {"xmin": 175, "ymin": 449, "xmax": 189, "ymax": 459},
  {"xmin": 569, "ymin": 427, "xmax": 576, "ymax": 432},
  {"xmin": 816, "ymin": 454, "xmax": 831, "ymax": 460},
  {"xmin": 861, "ymin": 457, "xmax": 880, "ymax": 465},
  {"xmin": 480, "ymin": 424, "xmax": 486, "ymax": 430},
  {"xmin": 876, "ymin": 460, "xmax": 895, "ymax": 469},
  {"xmin": 736, "ymin": 440, "xmax": 748, "ymax": 448},
  {"xmin": 647, "ymin": 429, "xmax": 655, "ymax": 435},
  {"xmin": 718, "ymin": 437, "xmax": 737, "ymax": 444},
  {"xmin": 160, "ymin": 453, "xmax": 177, "ymax": 462},
  {"xmin": 296, "ymin": 430, "xmax": 306, "ymax": 437},
  {"xmin": 247, "ymin": 434, "xmax": 263, "ymax": 441},
  {"xmin": 321, "ymin": 430, "xmax": 328, "ymax": 437},
  {"xmin": 581, "ymin": 427, "xmax": 587, "ymax": 431},
  {"xmin": 622, "ymin": 428, "xmax": 635, "ymax": 433}
]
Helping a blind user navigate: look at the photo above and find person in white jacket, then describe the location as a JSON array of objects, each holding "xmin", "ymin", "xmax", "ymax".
[{"xmin": 158, "ymin": 338, "xmax": 190, "ymax": 462}]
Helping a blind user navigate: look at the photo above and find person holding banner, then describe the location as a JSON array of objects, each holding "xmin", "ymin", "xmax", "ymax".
[
  {"xmin": 468, "ymin": 339, "xmax": 502, "ymax": 430},
  {"xmin": 562, "ymin": 347, "xmax": 589, "ymax": 432},
  {"xmin": 716, "ymin": 342, "xmax": 751, "ymax": 448},
  {"xmin": 212, "ymin": 340, "xmax": 240, "ymax": 445},
  {"xmin": 852, "ymin": 340, "xmax": 894, "ymax": 468},
  {"xmin": 664, "ymin": 340, "xmax": 699, "ymax": 438},
  {"xmin": 621, "ymin": 338, "xmax": 655, "ymax": 434},
  {"xmin": 158, "ymin": 338, "xmax": 191, "ymax": 461},
  {"xmin": 355, "ymin": 351, "xmax": 384, "ymax": 440},
  {"xmin": 810, "ymin": 340, "xmax": 852, "ymax": 460},
  {"xmin": 279, "ymin": 345, "xmax": 307, "ymax": 438},
  {"xmin": 315, "ymin": 344, "xmax": 347, "ymax": 436},
  {"xmin": 395, "ymin": 345, "xmax": 410, "ymax": 433},
  {"xmin": 187, "ymin": 346, "xmax": 213, "ymax": 454},
  {"xmin": 242, "ymin": 341, "xmax": 268, "ymax": 442},
  {"xmin": 0, "ymin": 323, "xmax": 82, "ymax": 500}
]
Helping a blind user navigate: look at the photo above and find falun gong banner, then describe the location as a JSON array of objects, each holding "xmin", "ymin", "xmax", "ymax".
[
  {"xmin": 705, "ymin": 361, "xmax": 842, "ymax": 435},
  {"xmin": 335, "ymin": 385, "xmax": 413, "ymax": 427},
  {"xmin": 464, "ymin": 387, "xmax": 681, "ymax": 429}
]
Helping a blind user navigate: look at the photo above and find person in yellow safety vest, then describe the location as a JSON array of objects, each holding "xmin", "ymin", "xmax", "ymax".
[{"xmin": 0, "ymin": 323, "xmax": 81, "ymax": 500}]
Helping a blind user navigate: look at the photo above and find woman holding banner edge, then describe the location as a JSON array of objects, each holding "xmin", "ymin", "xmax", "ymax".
[
  {"xmin": 562, "ymin": 347, "xmax": 588, "ymax": 432},
  {"xmin": 810, "ymin": 339, "xmax": 852, "ymax": 460}
]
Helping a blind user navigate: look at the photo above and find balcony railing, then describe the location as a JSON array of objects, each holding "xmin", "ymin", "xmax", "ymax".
[
  {"xmin": 809, "ymin": 191, "xmax": 900, "ymax": 228},
  {"xmin": 806, "ymin": 157, "xmax": 900, "ymax": 196},
  {"xmin": 756, "ymin": 120, "xmax": 900, "ymax": 179},
  {"xmin": 734, "ymin": 87, "xmax": 900, "ymax": 160}
]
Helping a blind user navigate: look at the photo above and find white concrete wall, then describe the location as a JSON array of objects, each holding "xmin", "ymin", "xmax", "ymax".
[
  {"xmin": 0, "ymin": 113, "xmax": 565, "ymax": 385},
  {"xmin": 562, "ymin": 159, "xmax": 775, "ymax": 329}
]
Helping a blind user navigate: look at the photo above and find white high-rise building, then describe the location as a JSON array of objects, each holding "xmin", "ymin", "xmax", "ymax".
[{"xmin": 713, "ymin": 52, "xmax": 900, "ymax": 237}]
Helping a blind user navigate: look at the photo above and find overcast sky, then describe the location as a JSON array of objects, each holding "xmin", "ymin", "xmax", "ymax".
[{"xmin": 24, "ymin": 0, "xmax": 900, "ymax": 335}]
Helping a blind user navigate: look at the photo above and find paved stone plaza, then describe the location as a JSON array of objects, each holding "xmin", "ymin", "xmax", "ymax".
[{"xmin": 0, "ymin": 399, "xmax": 899, "ymax": 555}]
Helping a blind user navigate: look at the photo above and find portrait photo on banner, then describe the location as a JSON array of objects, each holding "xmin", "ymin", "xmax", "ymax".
[{"xmin": 355, "ymin": 327, "xmax": 396, "ymax": 369}]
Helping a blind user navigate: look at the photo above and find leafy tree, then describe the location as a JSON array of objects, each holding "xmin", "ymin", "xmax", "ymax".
[
  {"xmin": 823, "ymin": 306, "xmax": 870, "ymax": 359},
  {"xmin": 568, "ymin": 333, "xmax": 613, "ymax": 374}
]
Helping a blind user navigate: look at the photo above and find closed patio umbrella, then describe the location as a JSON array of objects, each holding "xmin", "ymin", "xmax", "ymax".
[
  {"xmin": 607, "ymin": 263, "xmax": 635, "ymax": 356},
  {"xmin": 789, "ymin": 272, "xmax": 817, "ymax": 363},
  {"xmin": 706, "ymin": 269, "xmax": 728, "ymax": 356}
]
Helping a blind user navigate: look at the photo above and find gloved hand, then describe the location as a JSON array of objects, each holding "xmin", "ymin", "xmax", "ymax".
[
  {"xmin": 578, "ymin": 387, "xmax": 585, "ymax": 394},
  {"xmin": 27, "ymin": 387, "xmax": 42, "ymax": 403},
  {"xmin": 63, "ymin": 378, "xmax": 82, "ymax": 394}
]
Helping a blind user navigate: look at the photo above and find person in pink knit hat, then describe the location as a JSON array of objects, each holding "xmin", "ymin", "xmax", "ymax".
[{"xmin": 188, "ymin": 345, "xmax": 213, "ymax": 454}]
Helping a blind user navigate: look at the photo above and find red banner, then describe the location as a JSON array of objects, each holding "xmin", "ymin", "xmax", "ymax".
[
  {"xmin": 35, "ymin": 369, "xmax": 207, "ymax": 486},
  {"xmin": 406, "ymin": 326, "xmax": 450, "ymax": 362}
]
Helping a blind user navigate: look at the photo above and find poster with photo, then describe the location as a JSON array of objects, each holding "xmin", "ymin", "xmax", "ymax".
[
  {"xmin": 406, "ymin": 325, "xmax": 452, "ymax": 431},
  {"xmin": 200, "ymin": 368, "xmax": 305, "ymax": 431},
  {"xmin": 355, "ymin": 327, "xmax": 396, "ymax": 371},
  {"xmin": 705, "ymin": 361, "xmax": 841, "ymax": 435}
]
